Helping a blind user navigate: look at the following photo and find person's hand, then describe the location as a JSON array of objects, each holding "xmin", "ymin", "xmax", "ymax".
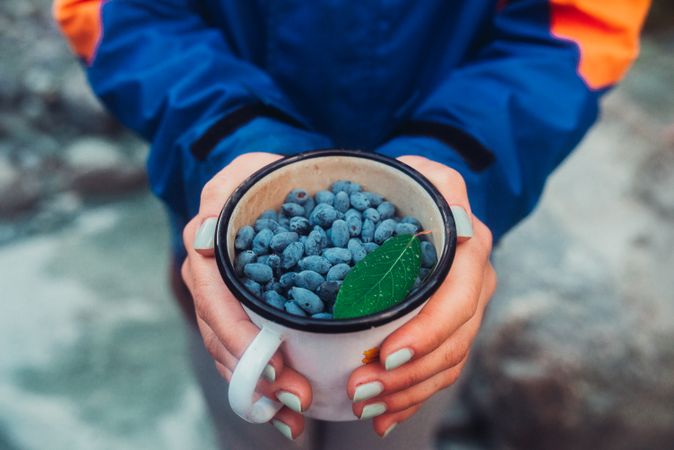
[
  {"xmin": 347, "ymin": 155, "xmax": 496, "ymax": 437},
  {"xmin": 181, "ymin": 153, "xmax": 313, "ymax": 441}
]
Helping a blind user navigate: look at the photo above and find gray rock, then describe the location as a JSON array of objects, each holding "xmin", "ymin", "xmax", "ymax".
[
  {"xmin": 635, "ymin": 145, "xmax": 674, "ymax": 218},
  {"xmin": 63, "ymin": 137, "xmax": 146, "ymax": 196},
  {"xmin": 0, "ymin": 157, "xmax": 41, "ymax": 217}
]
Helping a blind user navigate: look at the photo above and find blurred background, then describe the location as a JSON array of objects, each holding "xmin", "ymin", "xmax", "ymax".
[{"xmin": 1, "ymin": 1, "xmax": 673, "ymax": 449}]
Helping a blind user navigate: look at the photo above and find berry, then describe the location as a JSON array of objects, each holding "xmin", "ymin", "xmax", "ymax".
[
  {"xmin": 323, "ymin": 247, "xmax": 352, "ymax": 264},
  {"xmin": 244, "ymin": 263, "xmax": 273, "ymax": 283},
  {"xmin": 420, "ymin": 241, "xmax": 437, "ymax": 268},
  {"xmin": 291, "ymin": 287, "xmax": 325, "ymax": 314},
  {"xmin": 295, "ymin": 270, "xmax": 326, "ymax": 291},
  {"xmin": 330, "ymin": 220, "xmax": 349, "ymax": 247},
  {"xmin": 317, "ymin": 281, "xmax": 341, "ymax": 304},
  {"xmin": 348, "ymin": 238, "xmax": 367, "ymax": 263},
  {"xmin": 401, "ymin": 216, "xmax": 421, "ymax": 228},
  {"xmin": 285, "ymin": 301, "xmax": 307, "ymax": 317},
  {"xmin": 327, "ymin": 263, "xmax": 351, "ymax": 281},
  {"xmin": 362, "ymin": 208, "xmax": 380, "ymax": 222},
  {"xmin": 364, "ymin": 192, "xmax": 384, "ymax": 207},
  {"xmin": 289, "ymin": 216, "xmax": 311, "ymax": 235},
  {"xmin": 235, "ymin": 250, "xmax": 257, "ymax": 275},
  {"xmin": 309, "ymin": 204, "xmax": 338, "ymax": 227},
  {"xmin": 235, "ymin": 225, "xmax": 255, "ymax": 251},
  {"xmin": 312, "ymin": 313, "xmax": 333, "ymax": 319},
  {"xmin": 349, "ymin": 191, "xmax": 370, "ymax": 211},
  {"xmin": 346, "ymin": 213, "xmax": 362, "ymax": 237},
  {"xmin": 279, "ymin": 272, "xmax": 297, "ymax": 290},
  {"xmin": 374, "ymin": 219, "xmax": 397, "ymax": 244},
  {"xmin": 242, "ymin": 278, "xmax": 262, "ymax": 297},
  {"xmin": 252, "ymin": 228, "xmax": 274, "ymax": 255},
  {"xmin": 259, "ymin": 209, "xmax": 278, "ymax": 221},
  {"xmin": 298, "ymin": 255, "xmax": 332, "ymax": 274},
  {"xmin": 282, "ymin": 202, "xmax": 305, "ymax": 217},
  {"xmin": 264, "ymin": 291, "xmax": 286, "ymax": 310},
  {"xmin": 377, "ymin": 202, "xmax": 395, "ymax": 220},
  {"xmin": 281, "ymin": 241, "xmax": 304, "ymax": 269},
  {"xmin": 361, "ymin": 219, "xmax": 375, "ymax": 243},
  {"xmin": 331, "ymin": 180, "xmax": 352, "ymax": 193},
  {"xmin": 269, "ymin": 231, "xmax": 299, "ymax": 253},
  {"xmin": 315, "ymin": 190, "xmax": 335, "ymax": 205},
  {"xmin": 334, "ymin": 191, "xmax": 350, "ymax": 213},
  {"xmin": 395, "ymin": 223, "xmax": 419, "ymax": 236},
  {"xmin": 255, "ymin": 218, "xmax": 281, "ymax": 232},
  {"xmin": 286, "ymin": 188, "xmax": 310, "ymax": 205},
  {"xmin": 363, "ymin": 242, "xmax": 379, "ymax": 253}
]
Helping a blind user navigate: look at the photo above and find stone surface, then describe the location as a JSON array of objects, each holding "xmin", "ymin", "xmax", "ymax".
[{"xmin": 0, "ymin": 157, "xmax": 41, "ymax": 217}]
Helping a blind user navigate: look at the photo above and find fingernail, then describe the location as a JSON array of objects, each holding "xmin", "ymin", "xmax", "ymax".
[
  {"xmin": 360, "ymin": 402, "xmax": 387, "ymax": 420},
  {"xmin": 262, "ymin": 364, "xmax": 276, "ymax": 383},
  {"xmin": 382, "ymin": 422, "xmax": 397, "ymax": 438},
  {"xmin": 194, "ymin": 217, "xmax": 217, "ymax": 251},
  {"xmin": 353, "ymin": 381, "xmax": 384, "ymax": 402},
  {"xmin": 450, "ymin": 206, "xmax": 473, "ymax": 239},
  {"xmin": 272, "ymin": 419, "xmax": 294, "ymax": 440},
  {"xmin": 276, "ymin": 391, "xmax": 302, "ymax": 413},
  {"xmin": 385, "ymin": 348, "xmax": 414, "ymax": 371}
]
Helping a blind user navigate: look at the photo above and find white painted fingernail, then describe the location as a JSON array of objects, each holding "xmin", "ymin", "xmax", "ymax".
[
  {"xmin": 272, "ymin": 419, "xmax": 294, "ymax": 440},
  {"xmin": 262, "ymin": 364, "xmax": 276, "ymax": 383},
  {"xmin": 276, "ymin": 391, "xmax": 302, "ymax": 413},
  {"xmin": 382, "ymin": 422, "xmax": 397, "ymax": 438},
  {"xmin": 353, "ymin": 381, "xmax": 384, "ymax": 403},
  {"xmin": 194, "ymin": 217, "xmax": 217, "ymax": 251},
  {"xmin": 360, "ymin": 402, "xmax": 387, "ymax": 420},
  {"xmin": 450, "ymin": 206, "xmax": 473, "ymax": 239},
  {"xmin": 385, "ymin": 348, "xmax": 414, "ymax": 371}
]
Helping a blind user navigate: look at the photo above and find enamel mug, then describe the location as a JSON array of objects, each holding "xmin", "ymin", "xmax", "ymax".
[{"xmin": 214, "ymin": 150, "xmax": 456, "ymax": 422}]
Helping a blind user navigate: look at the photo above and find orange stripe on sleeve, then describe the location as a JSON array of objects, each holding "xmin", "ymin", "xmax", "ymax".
[
  {"xmin": 53, "ymin": 0, "xmax": 105, "ymax": 64},
  {"xmin": 550, "ymin": 0, "xmax": 651, "ymax": 90}
]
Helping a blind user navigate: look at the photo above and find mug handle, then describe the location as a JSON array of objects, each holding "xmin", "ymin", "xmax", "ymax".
[{"xmin": 228, "ymin": 325, "xmax": 284, "ymax": 423}]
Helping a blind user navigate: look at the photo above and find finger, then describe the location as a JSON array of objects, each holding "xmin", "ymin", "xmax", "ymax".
[
  {"xmin": 348, "ymin": 272, "xmax": 490, "ymax": 400},
  {"xmin": 271, "ymin": 407, "xmax": 305, "ymax": 441},
  {"xmin": 353, "ymin": 355, "xmax": 469, "ymax": 419},
  {"xmin": 371, "ymin": 404, "xmax": 423, "ymax": 438},
  {"xmin": 378, "ymin": 235, "xmax": 493, "ymax": 371}
]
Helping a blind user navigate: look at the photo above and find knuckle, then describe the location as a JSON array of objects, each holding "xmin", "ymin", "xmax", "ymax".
[{"xmin": 202, "ymin": 333, "xmax": 222, "ymax": 361}]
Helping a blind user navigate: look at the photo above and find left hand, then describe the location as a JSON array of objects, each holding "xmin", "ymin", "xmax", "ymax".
[{"xmin": 346, "ymin": 155, "xmax": 497, "ymax": 437}]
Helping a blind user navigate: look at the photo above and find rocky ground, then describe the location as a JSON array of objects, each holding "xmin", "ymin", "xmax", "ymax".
[{"xmin": 1, "ymin": 1, "xmax": 673, "ymax": 449}]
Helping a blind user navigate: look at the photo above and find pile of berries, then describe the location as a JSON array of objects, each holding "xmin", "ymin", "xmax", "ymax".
[{"xmin": 233, "ymin": 180, "xmax": 437, "ymax": 319}]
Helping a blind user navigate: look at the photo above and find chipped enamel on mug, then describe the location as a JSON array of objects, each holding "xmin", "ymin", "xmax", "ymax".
[{"xmin": 215, "ymin": 149, "xmax": 456, "ymax": 422}]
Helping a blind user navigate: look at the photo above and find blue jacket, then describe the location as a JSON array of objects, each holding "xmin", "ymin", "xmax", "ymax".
[{"xmin": 54, "ymin": 0, "xmax": 649, "ymax": 258}]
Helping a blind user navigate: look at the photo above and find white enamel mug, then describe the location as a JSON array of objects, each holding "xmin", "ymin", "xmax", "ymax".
[{"xmin": 214, "ymin": 150, "xmax": 457, "ymax": 422}]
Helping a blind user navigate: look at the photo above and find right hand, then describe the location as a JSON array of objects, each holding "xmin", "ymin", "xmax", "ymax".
[{"xmin": 181, "ymin": 153, "xmax": 312, "ymax": 440}]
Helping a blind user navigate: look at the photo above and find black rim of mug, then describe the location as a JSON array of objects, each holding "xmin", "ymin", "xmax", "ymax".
[{"xmin": 215, "ymin": 149, "xmax": 457, "ymax": 333}]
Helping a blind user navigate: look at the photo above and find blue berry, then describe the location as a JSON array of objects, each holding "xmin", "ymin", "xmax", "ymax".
[
  {"xmin": 315, "ymin": 190, "xmax": 335, "ymax": 205},
  {"xmin": 278, "ymin": 216, "xmax": 290, "ymax": 227},
  {"xmin": 265, "ymin": 280, "xmax": 282, "ymax": 292},
  {"xmin": 279, "ymin": 272, "xmax": 297, "ymax": 290},
  {"xmin": 334, "ymin": 191, "xmax": 350, "ymax": 213},
  {"xmin": 313, "ymin": 226, "xmax": 328, "ymax": 247},
  {"xmin": 286, "ymin": 188, "xmax": 310, "ymax": 205},
  {"xmin": 331, "ymin": 180, "xmax": 352, "ymax": 193},
  {"xmin": 285, "ymin": 301, "xmax": 307, "ymax": 317},
  {"xmin": 281, "ymin": 241, "xmax": 304, "ymax": 269},
  {"xmin": 374, "ymin": 219, "xmax": 397, "ymax": 244},
  {"xmin": 419, "ymin": 267, "xmax": 431, "ymax": 281},
  {"xmin": 235, "ymin": 225, "xmax": 255, "ymax": 251},
  {"xmin": 244, "ymin": 263, "xmax": 273, "ymax": 283},
  {"xmin": 252, "ymin": 228, "xmax": 274, "ymax": 255},
  {"xmin": 361, "ymin": 219, "xmax": 375, "ymax": 243},
  {"xmin": 309, "ymin": 204, "xmax": 338, "ymax": 227},
  {"xmin": 362, "ymin": 208, "xmax": 380, "ymax": 222},
  {"xmin": 350, "ymin": 191, "xmax": 370, "ymax": 211},
  {"xmin": 290, "ymin": 287, "xmax": 325, "ymax": 314},
  {"xmin": 364, "ymin": 192, "xmax": 384, "ymax": 207},
  {"xmin": 317, "ymin": 281, "xmax": 341, "ymax": 304},
  {"xmin": 242, "ymin": 278, "xmax": 262, "ymax": 297},
  {"xmin": 348, "ymin": 238, "xmax": 367, "ymax": 263},
  {"xmin": 330, "ymin": 220, "xmax": 349, "ymax": 247},
  {"xmin": 259, "ymin": 209, "xmax": 278, "ymax": 221},
  {"xmin": 270, "ymin": 231, "xmax": 299, "ymax": 253},
  {"xmin": 327, "ymin": 263, "xmax": 351, "ymax": 281},
  {"xmin": 260, "ymin": 254, "xmax": 281, "ymax": 274},
  {"xmin": 282, "ymin": 202, "xmax": 305, "ymax": 217},
  {"xmin": 303, "ymin": 197, "xmax": 315, "ymax": 218},
  {"xmin": 289, "ymin": 216, "xmax": 311, "ymax": 235},
  {"xmin": 363, "ymin": 242, "xmax": 379, "ymax": 253},
  {"xmin": 377, "ymin": 202, "xmax": 395, "ymax": 220},
  {"xmin": 346, "ymin": 182, "xmax": 362, "ymax": 194},
  {"xmin": 346, "ymin": 213, "xmax": 362, "ymax": 237},
  {"xmin": 401, "ymin": 216, "xmax": 422, "ymax": 228},
  {"xmin": 298, "ymin": 255, "xmax": 331, "ymax": 274},
  {"xmin": 304, "ymin": 231, "xmax": 322, "ymax": 256},
  {"xmin": 255, "ymin": 218, "xmax": 281, "ymax": 232},
  {"xmin": 344, "ymin": 208, "xmax": 361, "ymax": 219},
  {"xmin": 395, "ymin": 223, "xmax": 419, "ymax": 235},
  {"xmin": 235, "ymin": 250, "xmax": 257, "ymax": 275},
  {"xmin": 420, "ymin": 241, "xmax": 437, "ymax": 268},
  {"xmin": 295, "ymin": 270, "xmax": 325, "ymax": 291},
  {"xmin": 312, "ymin": 312, "xmax": 333, "ymax": 320},
  {"xmin": 323, "ymin": 247, "xmax": 352, "ymax": 264},
  {"xmin": 264, "ymin": 291, "xmax": 286, "ymax": 310}
]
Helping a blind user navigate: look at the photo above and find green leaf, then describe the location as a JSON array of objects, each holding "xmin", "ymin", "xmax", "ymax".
[{"xmin": 333, "ymin": 234, "xmax": 422, "ymax": 319}]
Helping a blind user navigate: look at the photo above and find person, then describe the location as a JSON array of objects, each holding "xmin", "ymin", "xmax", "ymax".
[{"xmin": 53, "ymin": 1, "xmax": 650, "ymax": 448}]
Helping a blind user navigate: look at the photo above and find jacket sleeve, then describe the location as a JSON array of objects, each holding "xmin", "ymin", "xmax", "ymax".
[
  {"xmin": 53, "ymin": 0, "xmax": 331, "ymax": 222},
  {"xmin": 377, "ymin": 0, "xmax": 650, "ymax": 242}
]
